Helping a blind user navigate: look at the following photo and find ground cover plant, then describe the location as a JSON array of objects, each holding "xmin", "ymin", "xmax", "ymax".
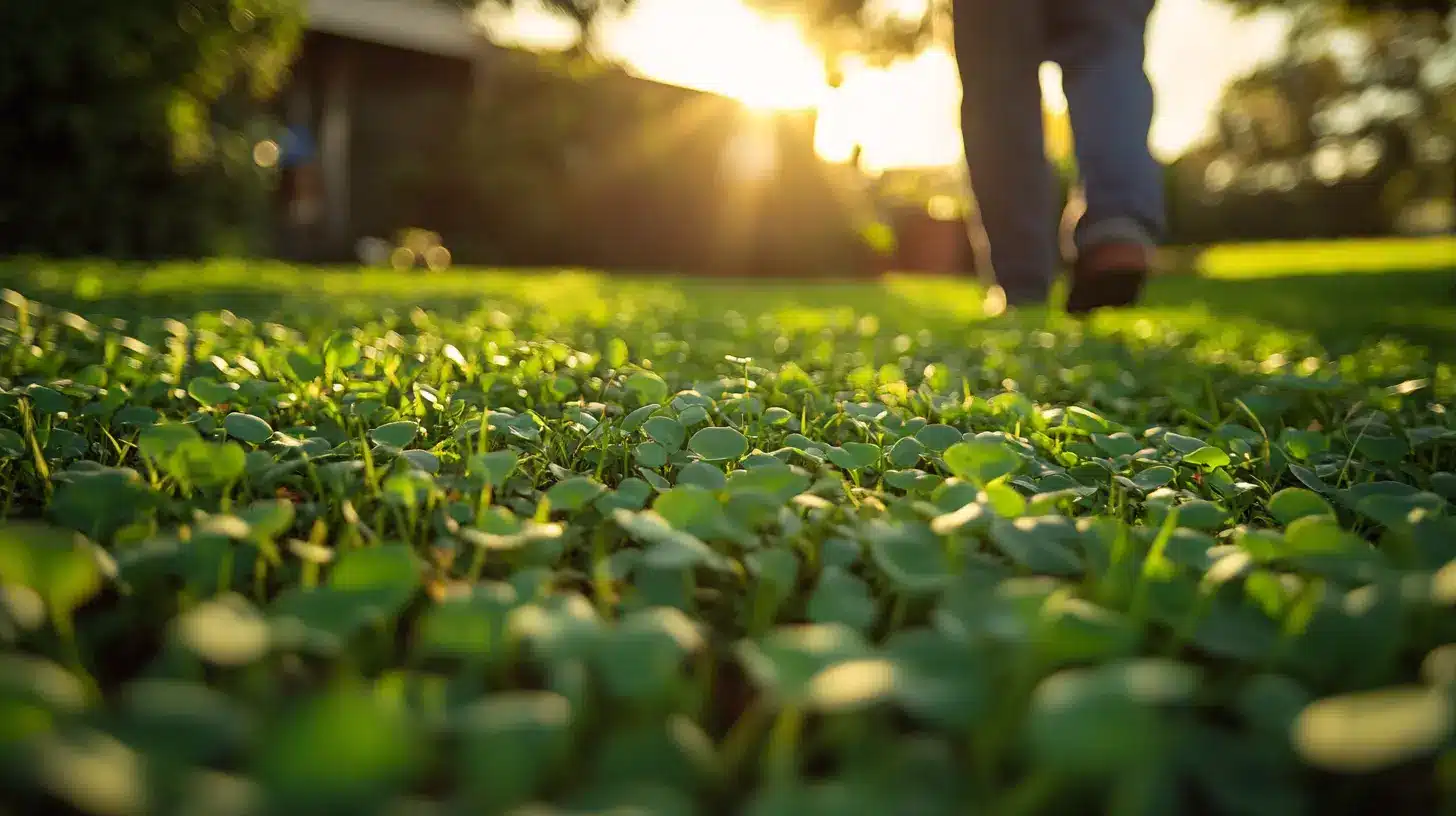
[{"xmin": 0, "ymin": 257, "xmax": 1453, "ymax": 816}]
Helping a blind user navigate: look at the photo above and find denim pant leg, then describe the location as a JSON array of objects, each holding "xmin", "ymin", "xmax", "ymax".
[
  {"xmin": 952, "ymin": 0, "xmax": 1057, "ymax": 306},
  {"xmin": 1050, "ymin": 0, "xmax": 1165, "ymax": 249}
]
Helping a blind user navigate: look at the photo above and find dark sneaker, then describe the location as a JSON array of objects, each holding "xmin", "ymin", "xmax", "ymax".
[{"xmin": 1065, "ymin": 241, "xmax": 1150, "ymax": 315}]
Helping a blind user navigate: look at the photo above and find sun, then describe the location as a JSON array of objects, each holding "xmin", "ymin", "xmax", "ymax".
[
  {"xmin": 718, "ymin": 22, "xmax": 828, "ymax": 111},
  {"xmin": 609, "ymin": 0, "xmax": 829, "ymax": 112}
]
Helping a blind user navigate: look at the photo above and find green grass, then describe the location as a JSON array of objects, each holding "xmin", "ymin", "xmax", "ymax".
[
  {"xmin": 0, "ymin": 256, "xmax": 1454, "ymax": 816},
  {"xmin": 1197, "ymin": 235, "xmax": 1456, "ymax": 277}
]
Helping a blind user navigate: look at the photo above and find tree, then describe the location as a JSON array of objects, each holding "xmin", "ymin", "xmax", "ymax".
[
  {"xmin": 1223, "ymin": 0, "xmax": 1451, "ymax": 16},
  {"xmin": 0, "ymin": 0, "xmax": 637, "ymax": 259},
  {"xmin": 741, "ymin": 0, "xmax": 1453, "ymax": 83},
  {"xmin": 0, "ymin": 1, "xmax": 304, "ymax": 258},
  {"xmin": 1165, "ymin": 0, "xmax": 1455, "ymax": 241}
]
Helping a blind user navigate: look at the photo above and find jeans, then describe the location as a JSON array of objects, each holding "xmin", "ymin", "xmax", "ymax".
[{"xmin": 952, "ymin": 0, "xmax": 1164, "ymax": 305}]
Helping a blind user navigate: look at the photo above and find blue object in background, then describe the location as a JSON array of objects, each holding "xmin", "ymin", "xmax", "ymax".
[{"xmin": 279, "ymin": 125, "xmax": 317, "ymax": 169}]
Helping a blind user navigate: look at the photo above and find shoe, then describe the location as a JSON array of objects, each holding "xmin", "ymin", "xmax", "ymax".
[{"xmin": 1065, "ymin": 241, "xmax": 1151, "ymax": 315}]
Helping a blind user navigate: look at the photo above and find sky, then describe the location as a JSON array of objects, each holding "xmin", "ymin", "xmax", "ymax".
[{"xmin": 483, "ymin": 0, "xmax": 1292, "ymax": 170}]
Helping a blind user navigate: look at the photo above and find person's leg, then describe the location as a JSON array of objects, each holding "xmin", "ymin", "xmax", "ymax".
[
  {"xmin": 1050, "ymin": 0, "xmax": 1164, "ymax": 311},
  {"xmin": 951, "ymin": 0, "xmax": 1057, "ymax": 308}
]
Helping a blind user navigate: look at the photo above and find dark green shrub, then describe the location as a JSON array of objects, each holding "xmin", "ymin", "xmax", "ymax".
[{"xmin": 0, "ymin": 0, "xmax": 303, "ymax": 258}]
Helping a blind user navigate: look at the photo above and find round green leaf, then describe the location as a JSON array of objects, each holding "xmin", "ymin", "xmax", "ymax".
[
  {"xmin": 1092, "ymin": 433, "xmax": 1142, "ymax": 458},
  {"xmin": 112, "ymin": 406, "xmax": 159, "ymax": 429},
  {"xmin": 807, "ymin": 658, "xmax": 897, "ymax": 713},
  {"xmin": 1280, "ymin": 428, "xmax": 1328, "ymax": 460},
  {"xmin": 43, "ymin": 428, "xmax": 88, "ymax": 460},
  {"xmin": 545, "ymin": 477, "xmax": 606, "ymax": 514},
  {"xmin": 726, "ymin": 464, "xmax": 810, "ymax": 504},
  {"xmin": 989, "ymin": 516, "xmax": 1083, "ymax": 576},
  {"xmin": 0, "ymin": 428, "xmax": 26, "ymax": 458},
  {"xmin": 888, "ymin": 436, "xmax": 925, "ymax": 468},
  {"xmin": 255, "ymin": 689, "xmax": 421, "ymax": 807},
  {"xmin": 1283, "ymin": 516, "xmax": 1365, "ymax": 556},
  {"xmin": 1292, "ymin": 686, "xmax": 1453, "ymax": 773},
  {"xmin": 115, "ymin": 679, "xmax": 251, "ymax": 764},
  {"xmin": 174, "ymin": 593, "xmax": 270, "ymax": 666},
  {"xmin": 747, "ymin": 547, "xmax": 800, "ymax": 603},
  {"xmin": 635, "ymin": 442, "xmax": 668, "ymax": 469},
  {"xmin": 1028, "ymin": 659, "xmax": 1200, "ymax": 775},
  {"xmin": 884, "ymin": 628, "xmax": 987, "ymax": 729},
  {"xmin": 186, "ymin": 377, "xmax": 237, "ymax": 407},
  {"xmin": 1429, "ymin": 472, "xmax": 1456, "ymax": 501},
  {"xmin": 467, "ymin": 450, "xmax": 518, "ymax": 487},
  {"xmin": 168, "ymin": 440, "xmax": 246, "ymax": 488},
  {"xmin": 620, "ymin": 403, "xmax": 661, "ymax": 433},
  {"xmin": 370, "ymin": 421, "xmax": 419, "ymax": 449},
  {"xmin": 982, "ymin": 483, "xmax": 1026, "ymax": 518},
  {"xmin": 138, "ymin": 424, "xmax": 204, "ymax": 469},
  {"xmin": 676, "ymin": 461, "xmax": 727, "ymax": 491},
  {"xmin": 624, "ymin": 372, "xmax": 669, "ymax": 405},
  {"xmin": 416, "ymin": 582, "xmax": 517, "ymax": 661},
  {"xmin": 942, "ymin": 440, "xmax": 1021, "ymax": 485},
  {"xmin": 915, "ymin": 424, "xmax": 962, "ymax": 453},
  {"xmin": 840, "ymin": 442, "xmax": 881, "ymax": 470},
  {"xmin": 328, "ymin": 545, "xmax": 422, "ymax": 612},
  {"xmin": 1268, "ymin": 488, "xmax": 1335, "ymax": 527},
  {"xmin": 612, "ymin": 478, "xmax": 654, "ymax": 510},
  {"xmin": 285, "ymin": 351, "xmax": 325, "ymax": 382},
  {"xmin": 455, "ymin": 691, "xmax": 572, "ymax": 808},
  {"xmin": 688, "ymin": 427, "xmax": 749, "ymax": 462},
  {"xmin": 643, "ymin": 416, "xmax": 686, "ymax": 452},
  {"xmin": 736, "ymin": 624, "xmax": 869, "ymax": 706},
  {"xmin": 653, "ymin": 485, "xmax": 726, "ymax": 539},
  {"xmin": 865, "ymin": 521, "xmax": 953, "ymax": 594},
  {"xmin": 1131, "ymin": 466, "xmax": 1177, "ymax": 492},
  {"xmin": 807, "ymin": 567, "xmax": 877, "ymax": 631},
  {"xmin": 324, "ymin": 331, "xmax": 362, "ymax": 370},
  {"xmin": 1183, "ymin": 445, "xmax": 1231, "ymax": 468},
  {"xmin": 238, "ymin": 499, "xmax": 295, "ymax": 540},
  {"xmin": 223, "ymin": 412, "xmax": 273, "ymax": 445},
  {"xmin": 1164, "ymin": 433, "xmax": 1209, "ymax": 454},
  {"xmin": 400, "ymin": 449, "xmax": 440, "ymax": 474},
  {"xmin": 0, "ymin": 522, "xmax": 103, "ymax": 618},
  {"xmin": 593, "ymin": 607, "xmax": 704, "ymax": 702},
  {"xmin": 1173, "ymin": 499, "xmax": 1229, "ymax": 532},
  {"xmin": 25, "ymin": 385, "xmax": 71, "ymax": 415},
  {"xmin": 613, "ymin": 510, "xmax": 722, "ymax": 570}
]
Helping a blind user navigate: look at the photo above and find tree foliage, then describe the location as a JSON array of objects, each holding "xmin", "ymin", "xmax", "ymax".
[
  {"xmin": 0, "ymin": 1, "xmax": 304, "ymax": 258},
  {"xmin": 742, "ymin": 0, "xmax": 1453, "ymax": 70},
  {"xmin": 1167, "ymin": 1, "xmax": 1456, "ymax": 241},
  {"xmin": 1223, "ymin": 0, "xmax": 1452, "ymax": 15}
]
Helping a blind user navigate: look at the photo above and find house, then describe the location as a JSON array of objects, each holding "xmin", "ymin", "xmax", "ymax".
[
  {"xmin": 275, "ymin": 0, "xmax": 485, "ymax": 260},
  {"xmin": 275, "ymin": 0, "xmax": 871, "ymax": 275}
]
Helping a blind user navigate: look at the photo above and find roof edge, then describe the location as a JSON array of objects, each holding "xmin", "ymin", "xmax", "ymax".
[{"xmin": 306, "ymin": 0, "xmax": 481, "ymax": 59}]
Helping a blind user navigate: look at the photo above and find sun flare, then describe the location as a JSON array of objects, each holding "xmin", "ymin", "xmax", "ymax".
[
  {"xmin": 611, "ymin": 0, "xmax": 829, "ymax": 112},
  {"xmin": 487, "ymin": 0, "xmax": 1293, "ymax": 169}
]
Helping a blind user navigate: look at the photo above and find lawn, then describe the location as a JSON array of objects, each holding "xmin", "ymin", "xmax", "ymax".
[{"xmin": 0, "ymin": 255, "xmax": 1453, "ymax": 816}]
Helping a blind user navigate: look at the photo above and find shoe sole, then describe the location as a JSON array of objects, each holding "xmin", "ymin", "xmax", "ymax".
[{"xmin": 1065, "ymin": 268, "xmax": 1146, "ymax": 315}]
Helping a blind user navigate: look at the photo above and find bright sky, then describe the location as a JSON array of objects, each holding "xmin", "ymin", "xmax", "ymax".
[{"xmin": 483, "ymin": 0, "xmax": 1291, "ymax": 170}]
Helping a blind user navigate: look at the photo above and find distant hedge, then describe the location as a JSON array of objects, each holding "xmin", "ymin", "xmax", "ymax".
[{"xmin": 0, "ymin": 1, "xmax": 303, "ymax": 259}]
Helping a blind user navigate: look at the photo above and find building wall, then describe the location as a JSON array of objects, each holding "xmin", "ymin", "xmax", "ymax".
[
  {"xmin": 276, "ymin": 26, "xmax": 870, "ymax": 275},
  {"xmin": 276, "ymin": 31, "xmax": 475, "ymax": 261},
  {"xmin": 537, "ymin": 69, "xmax": 869, "ymax": 276}
]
